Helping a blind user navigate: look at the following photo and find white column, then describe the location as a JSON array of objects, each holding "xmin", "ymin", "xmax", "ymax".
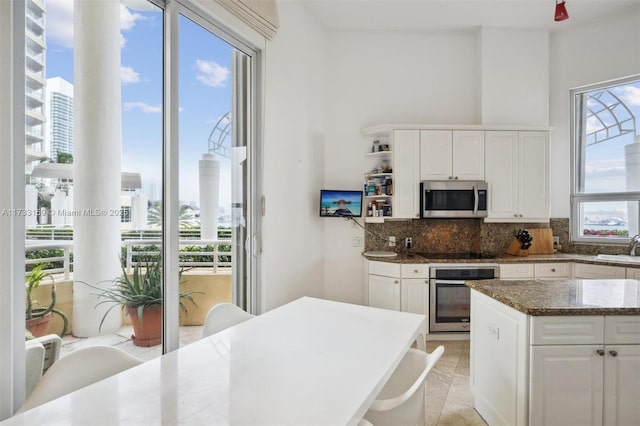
[
  {"xmin": 199, "ymin": 153, "xmax": 220, "ymax": 240},
  {"xmin": 72, "ymin": 0, "xmax": 122, "ymax": 336},
  {"xmin": 626, "ymin": 136, "xmax": 640, "ymax": 236},
  {"xmin": 25, "ymin": 185, "xmax": 38, "ymax": 227}
]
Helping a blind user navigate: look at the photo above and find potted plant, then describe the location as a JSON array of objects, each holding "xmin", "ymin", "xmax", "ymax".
[
  {"xmin": 90, "ymin": 257, "xmax": 200, "ymax": 347},
  {"xmin": 25, "ymin": 264, "xmax": 69, "ymax": 338}
]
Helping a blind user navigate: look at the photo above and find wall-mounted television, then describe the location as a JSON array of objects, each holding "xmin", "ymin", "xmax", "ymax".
[{"xmin": 319, "ymin": 190, "xmax": 363, "ymax": 217}]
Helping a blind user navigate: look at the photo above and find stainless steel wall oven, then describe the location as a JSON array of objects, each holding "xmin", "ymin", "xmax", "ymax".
[{"xmin": 429, "ymin": 264, "xmax": 499, "ymax": 332}]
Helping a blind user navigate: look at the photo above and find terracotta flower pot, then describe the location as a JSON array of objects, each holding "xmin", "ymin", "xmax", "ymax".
[
  {"xmin": 127, "ymin": 305, "xmax": 162, "ymax": 347},
  {"xmin": 26, "ymin": 311, "xmax": 53, "ymax": 337}
]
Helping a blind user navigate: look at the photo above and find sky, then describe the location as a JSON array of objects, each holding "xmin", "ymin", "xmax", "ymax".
[{"xmin": 44, "ymin": 1, "xmax": 234, "ymax": 208}]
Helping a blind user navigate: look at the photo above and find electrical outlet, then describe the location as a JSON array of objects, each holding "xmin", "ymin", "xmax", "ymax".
[
  {"xmin": 352, "ymin": 236, "xmax": 362, "ymax": 248},
  {"xmin": 405, "ymin": 237, "xmax": 413, "ymax": 249},
  {"xmin": 388, "ymin": 236, "xmax": 396, "ymax": 247}
]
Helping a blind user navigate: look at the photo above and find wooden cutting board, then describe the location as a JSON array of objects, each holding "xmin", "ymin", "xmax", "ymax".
[{"xmin": 527, "ymin": 228, "xmax": 554, "ymax": 254}]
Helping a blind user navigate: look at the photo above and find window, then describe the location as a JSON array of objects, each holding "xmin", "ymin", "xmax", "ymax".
[{"xmin": 571, "ymin": 75, "xmax": 640, "ymax": 243}]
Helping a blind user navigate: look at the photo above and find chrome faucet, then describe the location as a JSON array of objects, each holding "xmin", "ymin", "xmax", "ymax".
[{"xmin": 630, "ymin": 234, "xmax": 640, "ymax": 256}]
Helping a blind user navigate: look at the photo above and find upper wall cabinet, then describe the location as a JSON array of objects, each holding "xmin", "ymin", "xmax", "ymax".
[
  {"xmin": 363, "ymin": 129, "xmax": 420, "ymax": 222},
  {"xmin": 362, "ymin": 124, "xmax": 550, "ymax": 223},
  {"xmin": 420, "ymin": 130, "xmax": 484, "ymax": 181},
  {"xmin": 485, "ymin": 131, "xmax": 549, "ymax": 222}
]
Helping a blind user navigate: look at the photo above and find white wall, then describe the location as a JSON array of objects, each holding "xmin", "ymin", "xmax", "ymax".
[
  {"xmin": 480, "ymin": 27, "xmax": 549, "ymax": 126},
  {"xmin": 261, "ymin": 2, "xmax": 327, "ymax": 311},
  {"xmin": 549, "ymin": 8, "xmax": 640, "ymax": 217},
  {"xmin": 323, "ymin": 30, "xmax": 479, "ymax": 304}
]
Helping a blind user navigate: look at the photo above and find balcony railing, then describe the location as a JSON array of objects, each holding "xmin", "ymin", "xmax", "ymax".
[{"xmin": 25, "ymin": 238, "xmax": 233, "ymax": 278}]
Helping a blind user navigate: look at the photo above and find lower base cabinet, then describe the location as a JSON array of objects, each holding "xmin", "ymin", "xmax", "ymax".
[
  {"xmin": 530, "ymin": 344, "xmax": 640, "ymax": 426},
  {"xmin": 470, "ymin": 290, "xmax": 640, "ymax": 426},
  {"xmin": 367, "ymin": 261, "xmax": 428, "ymax": 317}
]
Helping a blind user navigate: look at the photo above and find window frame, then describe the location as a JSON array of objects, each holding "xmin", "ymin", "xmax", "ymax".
[{"xmin": 570, "ymin": 74, "xmax": 640, "ymax": 244}]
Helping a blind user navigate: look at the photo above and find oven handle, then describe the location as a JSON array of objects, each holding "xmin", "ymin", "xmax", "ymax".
[
  {"xmin": 431, "ymin": 279, "xmax": 469, "ymax": 285},
  {"xmin": 473, "ymin": 185, "xmax": 479, "ymax": 215}
]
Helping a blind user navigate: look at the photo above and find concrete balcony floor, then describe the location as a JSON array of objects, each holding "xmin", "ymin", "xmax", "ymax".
[{"xmin": 60, "ymin": 325, "xmax": 205, "ymax": 362}]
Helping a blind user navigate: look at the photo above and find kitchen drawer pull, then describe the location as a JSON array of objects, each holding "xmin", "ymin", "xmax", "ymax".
[
  {"xmin": 596, "ymin": 349, "xmax": 605, "ymax": 356},
  {"xmin": 550, "ymin": 268, "xmax": 556, "ymax": 272},
  {"xmin": 394, "ymin": 280, "xmax": 399, "ymax": 284},
  {"xmin": 414, "ymin": 269, "xmax": 418, "ymax": 273},
  {"xmin": 609, "ymin": 350, "xmax": 618, "ymax": 357}
]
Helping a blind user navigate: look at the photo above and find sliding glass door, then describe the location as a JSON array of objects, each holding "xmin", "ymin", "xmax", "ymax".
[
  {"xmin": 21, "ymin": 0, "xmax": 259, "ymax": 361},
  {"xmin": 174, "ymin": 9, "xmax": 255, "ymax": 347}
]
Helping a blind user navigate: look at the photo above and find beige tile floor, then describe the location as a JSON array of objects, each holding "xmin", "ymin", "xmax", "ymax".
[{"xmin": 425, "ymin": 340, "xmax": 488, "ymax": 426}]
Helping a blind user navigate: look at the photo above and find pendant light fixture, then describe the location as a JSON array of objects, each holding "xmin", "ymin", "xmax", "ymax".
[{"xmin": 555, "ymin": 0, "xmax": 569, "ymax": 21}]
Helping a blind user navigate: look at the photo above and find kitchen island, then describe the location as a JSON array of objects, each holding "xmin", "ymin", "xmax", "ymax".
[{"xmin": 465, "ymin": 278, "xmax": 640, "ymax": 426}]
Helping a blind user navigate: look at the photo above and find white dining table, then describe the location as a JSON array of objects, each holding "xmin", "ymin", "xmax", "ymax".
[{"xmin": 4, "ymin": 296, "xmax": 426, "ymax": 426}]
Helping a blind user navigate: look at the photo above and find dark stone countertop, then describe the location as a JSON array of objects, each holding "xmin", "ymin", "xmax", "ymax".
[
  {"xmin": 362, "ymin": 252, "xmax": 640, "ymax": 269},
  {"xmin": 466, "ymin": 278, "xmax": 640, "ymax": 315}
]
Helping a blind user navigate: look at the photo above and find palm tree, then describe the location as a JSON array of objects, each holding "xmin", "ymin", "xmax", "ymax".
[{"xmin": 147, "ymin": 202, "xmax": 198, "ymax": 229}]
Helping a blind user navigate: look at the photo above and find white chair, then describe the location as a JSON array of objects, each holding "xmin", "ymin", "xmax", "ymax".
[
  {"xmin": 201, "ymin": 303, "xmax": 254, "ymax": 338},
  {"xmin": 18, "ymin": 345, "xmax": 143, "ymax": 413},
  {"xmin": 25, "ymin": 334, "xmax": 62, "ymax": 398},
  {"xmin": 364, "ymin": 346, "xmax": 445, "ymax": 426}
]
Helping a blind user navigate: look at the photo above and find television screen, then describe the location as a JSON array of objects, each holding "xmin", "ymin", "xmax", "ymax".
[{"xmin": 320, "ymin": 190, "xmax": 363, "ymax": 217}]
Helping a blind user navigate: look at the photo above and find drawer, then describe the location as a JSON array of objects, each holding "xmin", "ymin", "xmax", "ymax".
[
  {"xmin": 574, "ymin": 263, "xmax": 626, "ymax": 279},
  {"xmin": 531, "ymin": 316, "xmax": 604, "ymax": 345},
  {"xmin": 534, "ymin": 263, "xmax": 571, "ymax": 278},
  {"xmin": 605, "ymin": 316, "xmax": 640, "ymax": 344},
  {"xmin": 368, "ymin": 261, "xmax": 401, "ymax": 277},
  {"xmin": 401, "ymin": 264, "xmax": 429, "ymax": 278},
  {"xmin": 500, "ymin": 263, "xmax": 534, "ymax": 279},
  {"xmin": 627, "ymin": 267, "xmax": 640, "ymax": 280}
]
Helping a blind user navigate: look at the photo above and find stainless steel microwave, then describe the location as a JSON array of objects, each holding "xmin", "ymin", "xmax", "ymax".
[{"xmin": 420, "ymin": 180, "xmax": 488, "ymax": 218}]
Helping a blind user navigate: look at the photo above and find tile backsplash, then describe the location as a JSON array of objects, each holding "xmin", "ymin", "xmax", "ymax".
[{"xmin": 364, "ymin": 218, "xmax": 630, "ymax": 256}]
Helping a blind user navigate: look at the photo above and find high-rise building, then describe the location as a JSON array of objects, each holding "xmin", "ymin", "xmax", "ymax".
[
  {"xmin": 46, "ymin": 77, "xmax": 74, "ymax": 162},
  {"xmin": 25, "ymin": 0, "xmax": 48, "ymax": 173}
]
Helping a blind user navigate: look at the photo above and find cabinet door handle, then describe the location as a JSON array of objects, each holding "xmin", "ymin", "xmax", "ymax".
[
  {"xmin": 454, "ymin": 176, "xmax": 458, "ymax": 180},
  {"xmin": 448, "ymin": 176, "xmax": 452, "ymax": 180},
  {"xmin": 609, "ymin": 350, "xmax": 618, "ymax": 357},
  {"xmin": 414, "ymin": 269, "xmax": 418, "ymax": 273},
  {"xmin": 596, "ymin": 349, "xmax": 605, "ymax": 356},
  {"xmin": 394, "ymin": 280, "xmax": 399, "ymax": 284}
]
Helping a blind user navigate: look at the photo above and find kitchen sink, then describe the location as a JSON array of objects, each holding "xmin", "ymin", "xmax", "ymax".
[{"xmin": 596, "ymin": 254, "xmax": 640, "ymax": 264}]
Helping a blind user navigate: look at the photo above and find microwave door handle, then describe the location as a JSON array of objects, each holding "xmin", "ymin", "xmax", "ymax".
[{"xmin": 473, "ymin": 185, "xmax": 479, "ymax": 215}]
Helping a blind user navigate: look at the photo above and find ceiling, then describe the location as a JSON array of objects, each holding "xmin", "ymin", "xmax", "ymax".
[{"xmin": 298, "ymin": 0, "xmax": 640, "ymax": 32}]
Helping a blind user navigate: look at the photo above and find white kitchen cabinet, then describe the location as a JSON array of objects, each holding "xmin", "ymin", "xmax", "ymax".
[
  {"xmin": 604, "ymin": 345, "xmax": 640, "ymax": 425},
  {"xmin": 534, "ymin": 262, "xmax": 572, "ymax": 279},
  {"xmin": 470, "ymin": 290, "xmax": 529, "ymax": 426},
  {"xmin": 393, "ymin": 130, "xmax": 420, "ymax": 219},
  {"xmin": 627, "ymin": 268, "xmax": 640, "ymax": 279},
  {"xmin": 530, "ymin": 345, "xmax": 604, "ymax": 426},
  {"xmin": 529, "ymin": 315, "xmax": 640, "ymax": 426},
  {"xmin": 368, "ymin": 262, "xmax": 429, "ymax": 325},
  {"xmin": 400, "ymin": 264, "xmax": 429, "ymax": 317},
  {"xmin": 500, "ymin": 263, "xmax": 535, "ymax": 280},
  {"xmin": 420, "ymin": 130, "xmax": 484, "ymax": 181},
  {"xmin": 485, "ymin": 131, "xmax": 549, "ymax": 222},
  {"xmin": 363, "ymin": 130, "xmax": 419, "ymax": 222},
  {"xmin": 574, "ymin": 263, "xmax": 627, "ymax": 279},
  {"xmin": 499, "ymin": 262, "xmax": 571, "ymax": 280},
  {"xmin": 368, "ymin": 273, "xmax": 400, "ymax": 311},
  {"xmin": 368, "ymin": 261, "xmax": 401, "ymax": 310}
]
